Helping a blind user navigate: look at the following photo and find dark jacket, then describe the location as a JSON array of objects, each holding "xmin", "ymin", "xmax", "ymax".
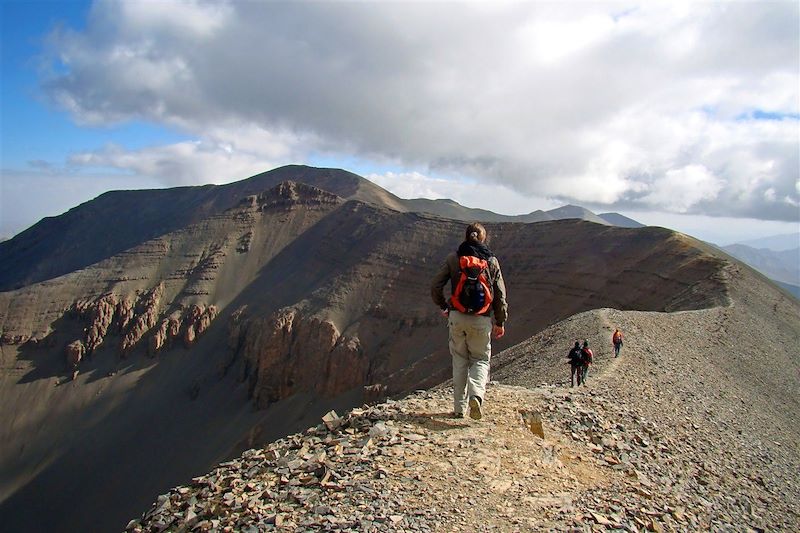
[
  {"xmin": 430, "ymin": 251, "xmax": 508, "ymax": 326},
  {"xmin": 568, "ymin": 346, "xmax": 582, "ymax": 367}
]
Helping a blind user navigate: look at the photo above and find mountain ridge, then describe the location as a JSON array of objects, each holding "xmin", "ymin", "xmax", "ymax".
[{"xmin": 0, "ymin": 165, "xmax": 638, "ymax": 292}]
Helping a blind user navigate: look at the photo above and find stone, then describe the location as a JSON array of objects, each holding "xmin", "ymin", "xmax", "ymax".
[
  {"xmin": 520, "ymin": 409, "xmax": 545, "ymax": 439},
  {"xmin": 590, "ymin": 511, "xmax": 612, "ymax": 526},
  {"xmin": 65, "ymin": 340, "xmax": 85, "ymax": 373},
  {"xmin": 322, "ymin": 411, "xmax": 343, "ymax": 431},
  {"xmin": 369, "ymin": 422, "xmax": 390, "ymax": 439}
]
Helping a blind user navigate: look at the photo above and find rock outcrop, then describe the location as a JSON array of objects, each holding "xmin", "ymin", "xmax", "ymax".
[
  {"xmin": 248, "ymin": 180, "xmax": 341, "ymax": 211},
  {"xmin": 183, "ymin": 304, "xmax": 218, "ymax": 348},
  {"xmin": 62, "ymin": 283, "xmax": 221, "ymax": 369},
  {"xmin": 116, "ymin": 296, "xmax": 136, "ymax": 334},
  {"xmin": 121, "ymin": 283, "xmax": 165, "ymax": 354},
  {"xmin": 78, "ymin": 293, "xmax": 119, "ymax": 354},
  {"xmin": 234, "ymin": 308, "xmax": 369, "ymax": 408},
  {"xmin": 65, "ymin": 340, "xmax": 85, "ymax": 380},
  {"xmin": 149, "ymin": 315, "xmax": 182, "ymax": 355}
]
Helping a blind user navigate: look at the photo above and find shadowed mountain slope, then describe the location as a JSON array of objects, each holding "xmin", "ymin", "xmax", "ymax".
[{"xmin": 0, "ymin": 177, "xmax": 732, "ymax": 532}]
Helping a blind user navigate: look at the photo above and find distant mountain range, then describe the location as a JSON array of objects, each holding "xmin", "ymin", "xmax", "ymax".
[
  {"xmin": 730, "ymin": 232, "xmax": 799, "ymax": 252},
  {"xmin": 597, "ymin": 212, "xmax": 646, "ymax": 228},
  {"xmin": 721, "ymin": 243, "xmax": 800, "ymax": 298}
]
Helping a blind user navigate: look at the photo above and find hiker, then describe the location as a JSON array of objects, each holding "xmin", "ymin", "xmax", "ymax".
[
  {"xmin": 431, "ymin": 222, "xmax": 508, "ymax": 420},
  {"xmin": 567, "ymin": 341, "xmax": 583, "ymax": 387},
  {"xmin": 612, "ymin": 328, "xmax": 623, "ymax": 358},
  {"xmin": 580, "ymin": 340, "xmax": 594, "ymax": 385}
]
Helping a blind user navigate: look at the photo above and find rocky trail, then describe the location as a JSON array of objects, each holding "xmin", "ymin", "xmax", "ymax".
[
  {"xmin": 129, "ymin": 294, "xmax": 800, "ymax": 532},
  {"xmin": 127, "ymin": 380, "xmax": 798, "ymax": 532}
]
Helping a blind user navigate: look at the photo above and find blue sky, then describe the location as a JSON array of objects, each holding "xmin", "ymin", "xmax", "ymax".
[
  {"xmin": 1, "ymin": 1, "xmax": 798, "ymax": 245},
  {"xmin": 2, "ymin": 1, "xmax": 191, "ymax": 162}
]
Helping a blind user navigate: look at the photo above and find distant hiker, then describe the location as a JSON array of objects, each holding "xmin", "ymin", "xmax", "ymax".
[
  {"xmin": 431, "ymin": 222, "xmax": 508, "ymax": 420},
  {"xmin": 580, "ymin": 340, "xmax": 594, "ymax": 385},
  {"xmin": 612, "ymin": 328, "xmax": 624, "ymax": 358},
  {"xmin": 568, "ymin": 341, "xmax": 583, "ymax": 387}
]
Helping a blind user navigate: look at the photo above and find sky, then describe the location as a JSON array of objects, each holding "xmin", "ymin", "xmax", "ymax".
[{"xmin": 1, "ymin": 0, "xmax": 798, "ymax": 246}]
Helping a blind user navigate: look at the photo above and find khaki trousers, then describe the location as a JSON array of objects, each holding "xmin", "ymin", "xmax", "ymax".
[{"xmin": 448, "ymin": 311, "xmax": 492, "ymax": 414}]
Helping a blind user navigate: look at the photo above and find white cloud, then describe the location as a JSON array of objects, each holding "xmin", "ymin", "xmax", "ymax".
[
  {"xmin": 366, "ymin": 171, "xmax": 555, "ymax": 215},
  {"xmin": 37, "ymin": 0, "xmax": 799, "ymax": 221},
  {"xmin": 63, "ymin": 123, "xmax": 313, "ymax": 186},
  {"xmin": 68, "ymin": 136, "xmax": 284, "ymax": 186},
  {"xmin": 641, "ymin": 164, "xmax": 722, "ymax": 213}
]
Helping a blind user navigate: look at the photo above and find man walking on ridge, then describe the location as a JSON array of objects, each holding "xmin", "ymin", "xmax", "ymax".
[
  {"xmin": 612, "ymin": 328, "xmax": 623, "ymax": 357},
  {"xmin": 580, "ymin": 340, "xmax": 594, "ymax": 385},
  {"xmin": 568, "ymin": 341, "xmax": 583, "ymax": 387},
  {"xmin": 431, "ymin": 222, "xmax": 508, "ymax": 420}
]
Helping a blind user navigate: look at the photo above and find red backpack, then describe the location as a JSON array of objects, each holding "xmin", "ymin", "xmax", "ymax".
[{"xmin": 451, "ymin": 256, "xmax": 493, "ymax": 314}]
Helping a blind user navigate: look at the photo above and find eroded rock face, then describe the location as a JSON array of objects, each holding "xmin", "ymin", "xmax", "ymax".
[
  {"xmin": 148, "ymin": 305, "xmax": 218, "ymax": 355},
  {"xmin": 236, "ymin": 308, "xmax": 369, "ymax": 408},
  {"xmin": 183, "ymin": 304, "xmax": 219, "ymax": 348},
  {"xmin": 84, "ymin": 294, "xmax": 119, "ymax": 354},
  {"xmin": 65, "ymin": 339, "xmax": 86, "ymax": 380},
  {"xmin": 116, "ymin": 296, "xmax": 135, "ymax": 334},
  {"xmin": 149, "ymin": 316, "xmax": 181, "ymax": 356},
  {"xmin": 65, "ymin": 340, "xmax": 85, "ymax": 370},
  {"xmin": 364, "ymin": 383, "xmax": 388, "ymax": 403},
  {"xmin": 121, "ymin": 283, "xmax": 165, "ymax": 354},
  {"xmin": 68, "ymin": 283, "xmax": 221, "ymax": 362},
  {"xmin": 251, "ymin": 181, "xmax": 341, "ymax": 211}
]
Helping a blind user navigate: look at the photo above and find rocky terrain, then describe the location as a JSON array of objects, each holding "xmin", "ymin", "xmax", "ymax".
[
  {"xmin": 0, "ymin": 166, "xmax": 796, "ymax": 532},
  {"xmin": 128, "ymin": 262, "xmax": 800, "ymax": 531}
]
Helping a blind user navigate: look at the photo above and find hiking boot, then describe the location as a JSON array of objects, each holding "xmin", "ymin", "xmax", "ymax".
[
  {"xmin": 469, "ymin": 396, "xmax": 482, "ymax": 420},
  {"xmin": 450, "ymin": 411, "xmax": 465, "ymax": 419}
]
